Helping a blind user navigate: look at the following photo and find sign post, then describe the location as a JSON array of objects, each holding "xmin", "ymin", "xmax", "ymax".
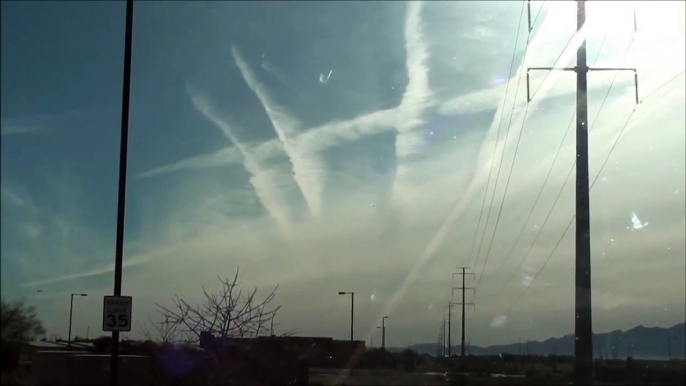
[
  {"xmin": 111, "ymin": 1, "xmax": 135, "ymax": 384},
  {"xmin": 103, "ymin": 296, "xmax": 133, "ymax": 332}
]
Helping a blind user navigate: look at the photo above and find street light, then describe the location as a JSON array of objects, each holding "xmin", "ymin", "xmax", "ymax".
[
  {"xmin": 382, "ymin": 316, "xmax": 389, "ymax": 351},
  {"xmin": 33, "ymin": 289, "xmax": 45, "ymax": 340},
  {"xmin": 338, "ymin": 292, "xmax": 354, "ymax": 341},
  {"xmin": 68, "ymin": 293, "xmax": 87, "ymax": 350}
]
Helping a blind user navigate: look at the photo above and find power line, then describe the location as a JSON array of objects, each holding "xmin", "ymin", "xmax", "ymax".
[
  {"xmin": 489, "ymin": 32, "xmax": 637, "ymax": 300},
  {"xmin": 507, "ymin": 216, "xmax": 573, "ymax": 312},
  {"xmin": 477, "ymin": 4, "xmax": 614, "ymax": 293},
  {"xmin": 487, "ymin": 109, "xmax": 574, "ymax": 283},
  {"xmin": 466, "ymin": 0, "xmax": 527, "ymax": 268},
  {"xmin": 509, "ymin": 3, "xmax": 640, "ymax": 376},
  {"xmin": 473, "ymin": 34, "xmax": 533, "ymax": 284},
  {"xmin": 589, "ymin": 109, "xmax": 637, "ymax": 188},
  {"xmin": 485, "ymin": 29, "xmax": 610, "ymax": 287},
  {"xmin": 527, "ymin": 4, "xmax": 603, "ymax": 103},
  {"xmin": 639, "ymin": 70, "xmax": 686, "ymax": 104},
  {"xmin": 476, "ymin": 8, "xmax": 609, "ymax": 288},
  {"xmin": 531, "ymin": 1, "xmax": 546, "ymax": 30},
  {"xmin": 475, "ymin": 85, "xmax": 530, "ymax": 289},
  {"xmin": 528, "ymin": 31, "xmax": 575, "ymax": 102},
  {"xmin": 507, "ymin": 108, "xmax": 637, "ymax": 312},
  {"xmin": 480, "ymin": 9, "xmax": 607, "ymax": 290}
]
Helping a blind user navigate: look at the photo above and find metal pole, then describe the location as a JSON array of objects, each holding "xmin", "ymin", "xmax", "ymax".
[
  {"xmin": 461, "ymin": 268, "xmax": 466, "ymax": 359},
  {"xmin": 447, "ymin": 303, "xmax": 451, "ymax": 357},
  {"xmin": 668, "ymin": 337, "xmax": 671, "ymax": 360},
  {"xmin": 443, "ymin": 319, "xmax": 448, "ymax": 357},
  {"xmin": 574, "ymin": 1, "xmax": 593, "ymax": 384},
  {"xmin": 111, "ymin": 1, "xmax": 134, "ymax": 385},
  {"xmin": 439, "ymin": 322, "xmax": 444, "ymax": 357},
  {"xmin": 350, "ymin": 293, "xmax": 354, "ymax": 342},
  {"xmin": 381, "ymin": 317, "xmax": 386, "ymax": 351},
  {"xmin": 68, "ymin": 294, "xmax": 74, "ymax": 350},
  {"xmin": 350, "ymin": 292, "xmax": 354, "ymax": 375},
  {"xmin": 87, "ymin": 327, "xmax": 90, "ymax": 340},
  {"xmin": 436, "ymin": 329, "xmax": 441, "ymax": 358},
  {"xmin": 527, "ymin": 0, "xmax": 532, "ymax": 32}
]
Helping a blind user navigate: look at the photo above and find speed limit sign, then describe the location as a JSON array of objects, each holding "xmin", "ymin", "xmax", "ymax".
[{"xmin": 102, "ymin": 296, "xmax": 132, "ymax": 332}]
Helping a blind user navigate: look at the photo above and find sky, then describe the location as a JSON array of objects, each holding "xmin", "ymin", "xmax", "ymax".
[{"xmin": 1, "ymin": 1, "xmax": 684, "ymax": 348}]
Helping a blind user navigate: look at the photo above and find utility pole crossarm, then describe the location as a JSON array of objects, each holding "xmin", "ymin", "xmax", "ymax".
[
  {"xmin": 528, "ymin": 67, "xmax": 577, "ymax": 71},
  {"xmin": 527, "ymin": 0, "xmax": 532, "ymax": 32},
  {"xmin": 588, "ymin": 67, "xmax": 636, "ymax": 71},
  {"xmin": 527, "ymin": 67, "xmax": 639, "ymax": 103},
  {"xmin": 452, "ymin": 268, "xmax": 474, "ymax": 281}
]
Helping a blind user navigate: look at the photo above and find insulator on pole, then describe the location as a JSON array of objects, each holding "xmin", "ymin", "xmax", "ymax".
[
  {"xmin": 526, "ymin": 71, "xmax": 531, "ymax": 102},
  {"xmin": 634, "ymin": 71, "xmax": 639, "ymax": 104},
  {"xmin": 527, "ymin": 0, "xmax": 533, "ymax": 32}
]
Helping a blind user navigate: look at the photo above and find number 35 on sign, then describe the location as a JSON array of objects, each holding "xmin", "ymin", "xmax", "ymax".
[{"xmin": 103, "ymin": 296, "xmax": 132, "ymax": 332}]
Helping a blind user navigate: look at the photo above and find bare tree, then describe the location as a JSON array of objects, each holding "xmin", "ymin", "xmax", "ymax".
[
  {"xmin": 139, "ymin": 313, "xmax": 180, "ymax": 344},
  {"xmin": 155, "ymin": 268, "xmax": 280, "ymax": 344}
]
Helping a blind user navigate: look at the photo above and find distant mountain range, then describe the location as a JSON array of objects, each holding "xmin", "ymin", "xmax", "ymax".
[{"xmin": 390, "ymin": 323, "xmax": 685, "ymax": 360}]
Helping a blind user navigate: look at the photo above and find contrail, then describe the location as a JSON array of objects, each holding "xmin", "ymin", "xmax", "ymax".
[
  {"xmin": 0, "ymin": 125, "xmax": 40, "ymax": 136},
  {"xmin": 1, "ymin": 186, "xmax": 37, "ymax": 211},
  {"xmin": 140, "ymin": 7, "xmax": 428, "ymax": 186},
  {"xmin": 137, "ymin": 147, "xmax": 243, "ymax": 178},
  {"xmin": 389, "ymin": 1, "xmax": 433, "ymax": 207},
  {"xmin": 188, "ymin": 85, "xmax": 293, "ymax": 230},
  {"xmin": 232, "ymin": 46, "xmax": 325, "ymax": 216}
]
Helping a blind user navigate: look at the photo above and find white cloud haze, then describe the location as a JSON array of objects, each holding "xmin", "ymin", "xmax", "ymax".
[{"xmin": 3, "ymin": 1, "xmax": 684, "ymax": 347}]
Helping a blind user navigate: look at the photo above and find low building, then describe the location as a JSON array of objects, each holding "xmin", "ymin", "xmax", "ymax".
[{"xmin": 201, "ymin": 333, "xmax": 365, "ymax": 366}]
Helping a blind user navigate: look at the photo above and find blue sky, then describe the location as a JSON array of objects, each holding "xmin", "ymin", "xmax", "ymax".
[{"xmin": 1, "ymin": 1, "xmax": 684, "ymax": 347}]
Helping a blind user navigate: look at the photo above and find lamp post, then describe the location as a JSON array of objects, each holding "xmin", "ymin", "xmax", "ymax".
[
  {"xmin": 33, "ymin": 289, "xmax": 45, "ymax": 339},
  {"xmin": 375, "ymin": 326, "xmax": 381, "ymax": 348},
  {"xmin": 338, "ymin": 292, "xmax": 354, "ymax": 341},
  {"xmin": 381, "ymin": 316, "xmax": 388, "ymax": 351},
  {"xmin": 68, "ymin": 293, "xmax": 88, "ymax": 350}
]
